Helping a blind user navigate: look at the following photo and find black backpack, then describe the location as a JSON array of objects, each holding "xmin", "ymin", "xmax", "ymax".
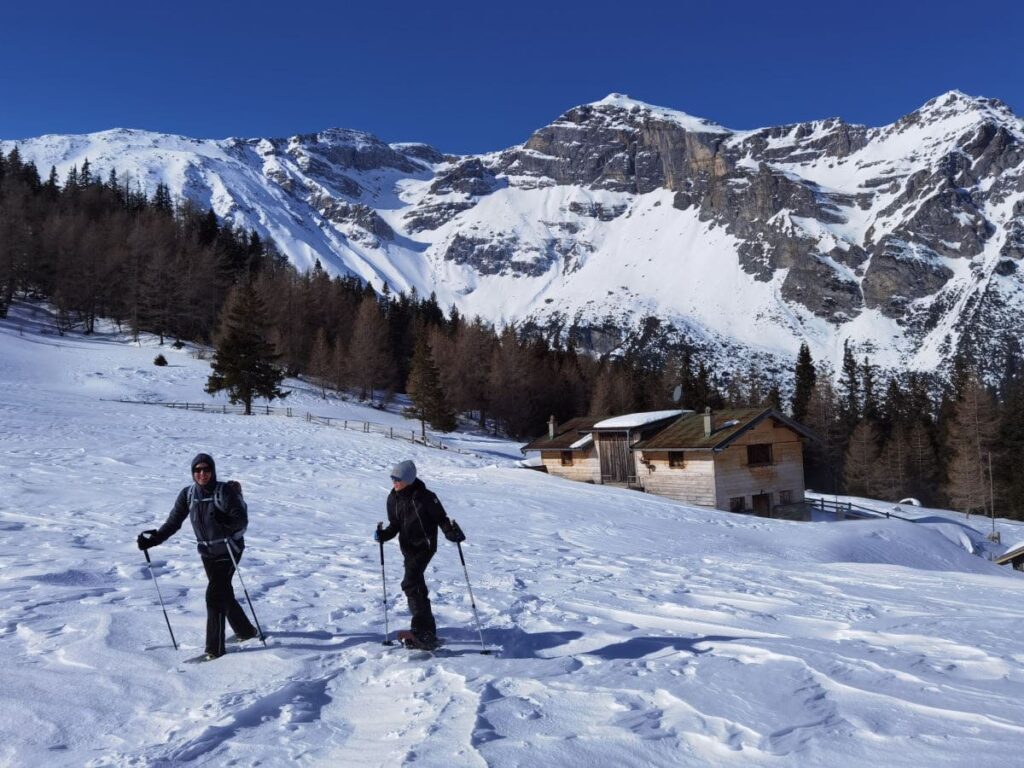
[{"xmin": 187, "ymin": 479, "xmax": 248, "ymax": 537}]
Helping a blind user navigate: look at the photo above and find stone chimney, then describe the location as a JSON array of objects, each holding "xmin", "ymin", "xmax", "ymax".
[
  {"xmin": 703, "ymin": 407, "xmax": 712, "ymax": 437},
  {"xmin": 548, "ymin": 414, "xmax": 557, "ymax": 439}
]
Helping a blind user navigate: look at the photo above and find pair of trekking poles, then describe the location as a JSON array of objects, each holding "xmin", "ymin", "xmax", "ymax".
[
  {"xmin": 377, "ymin": 523, "xmax": 490, "ymax": 655},
  {"xmin": 142, "ymin": 539, "xmax": 266, "ymax": 651}
]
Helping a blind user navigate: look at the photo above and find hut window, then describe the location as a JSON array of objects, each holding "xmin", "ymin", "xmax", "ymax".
[
  {"xmin": 779, "ymin": 490, "xmax": 793, "ymax": 504},
  {"xmin": 729, "ymin": 496, "xmax": 746, "ymax": 512},
  {"xmin": 668, "ymin": 451, "xmax": 685, "ymax": 468},
  {"xmin": 560, "ymin": 451, "xmax": 574, "ymax": 466},
  {"xmin": 747, "ymin": 443, "xmax": 772, "ymax": 466}
]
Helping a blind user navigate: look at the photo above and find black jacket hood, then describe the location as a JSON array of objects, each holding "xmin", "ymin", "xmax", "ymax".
[{"xmin": 190, "ymin": 453, "xmax": 217, "ymax": 486}]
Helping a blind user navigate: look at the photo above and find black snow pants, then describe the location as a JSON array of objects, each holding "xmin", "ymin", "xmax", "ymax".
[
  {"xmin": 202, "ymin": 554, "xmax": 256, "ymax": 656},
  {"xmin": 401, "ymin": 551, "xmax": 436, "ymax": 639}
]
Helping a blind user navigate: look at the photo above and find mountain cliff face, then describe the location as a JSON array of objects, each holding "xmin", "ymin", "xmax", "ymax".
[{"xmin": 5, "ymin": 91, "xmax": 1023, "ymax": 373}]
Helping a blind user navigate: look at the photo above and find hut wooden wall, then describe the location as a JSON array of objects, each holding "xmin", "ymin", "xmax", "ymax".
[
  {"xmin": 636, "ymin": 451, "xmax": 717, "ymax": 506},
  {"xmin": 713, "ymin": 420, "xmax": 805, "ymax": 511},
  {"xmin": 539, "ymin": 450, "xmax": 601, "ymax": 483}
]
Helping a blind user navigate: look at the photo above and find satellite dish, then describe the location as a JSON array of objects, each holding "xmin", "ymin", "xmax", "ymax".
[{"xmin": 672, "ymin": 384, "xmax": 682, "ymax": 404}]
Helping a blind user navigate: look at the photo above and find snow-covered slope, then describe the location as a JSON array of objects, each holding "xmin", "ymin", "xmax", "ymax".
[
  {"xmin": 4, "ymin": 90, "xmax": 1024, "ymax": 373},
  {"xmin": 3, "ymin": 302, "xmax": 1024, "ymax": 766}
]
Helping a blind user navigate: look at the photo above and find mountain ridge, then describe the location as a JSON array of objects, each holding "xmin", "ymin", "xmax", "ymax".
[{"xmin": 4, "ymin": 90, "xmax": 1022, "ymax": 375}]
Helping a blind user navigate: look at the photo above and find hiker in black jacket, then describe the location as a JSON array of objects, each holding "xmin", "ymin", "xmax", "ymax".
[
  {"xmin": 375, "ymin": 460, "xmax": 464, "ymax": 647},
  {"xmin": 137, "ymin": 453, "xmax": 257, "ymax": 659}
]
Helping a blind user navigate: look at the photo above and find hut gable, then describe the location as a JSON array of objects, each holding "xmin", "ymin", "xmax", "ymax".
[{"xmin": 634, "ymin": 408, "xmax": 814, "ymax": 514}]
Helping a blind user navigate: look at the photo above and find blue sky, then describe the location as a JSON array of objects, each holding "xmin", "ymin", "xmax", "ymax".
[{"xmin": 3, "ymin": 0, "xmax": 1022, "ymax": 154}]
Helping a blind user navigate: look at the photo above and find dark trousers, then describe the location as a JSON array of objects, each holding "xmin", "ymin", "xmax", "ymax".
[
  {"xmin": 202, "ymin": 554, "xmax": 256, "ymax": 656},
  {"xmin": 401, "ymin": 552, "xmax": 436, "ymax": 639}
]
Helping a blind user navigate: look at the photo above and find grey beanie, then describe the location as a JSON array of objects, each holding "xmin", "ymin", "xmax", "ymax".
[{"xmin": 390, "ymin": 459, "xmax": 417, "ymax": 484}]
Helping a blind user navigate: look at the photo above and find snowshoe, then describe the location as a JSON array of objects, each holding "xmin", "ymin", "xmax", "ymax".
[{"xmin": 397, "ymin": 630, "xmax": 442, "ymax": 651}]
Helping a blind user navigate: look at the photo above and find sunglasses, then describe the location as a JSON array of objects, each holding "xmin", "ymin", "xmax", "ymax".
[
  {"xmin": 193, "ymin": 465, "xmax": 212, "ymax": 474},
  {"xmin": 390, "ymin": 476, "xmax": 402, "ymax": 482}
]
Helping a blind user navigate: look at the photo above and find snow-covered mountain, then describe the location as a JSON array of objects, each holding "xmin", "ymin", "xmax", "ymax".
[{"xmin": 6, "ymin": 90, "xmax": 1024, "ymax": 372}]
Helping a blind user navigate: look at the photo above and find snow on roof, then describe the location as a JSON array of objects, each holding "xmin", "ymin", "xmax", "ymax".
[
  {"xmin": 593, "ymin": 410, "xmax": 686, "ymax": 430},
  {"xmin": 569, "ymin": 433, "xmax": 594, "ymax": 449}
]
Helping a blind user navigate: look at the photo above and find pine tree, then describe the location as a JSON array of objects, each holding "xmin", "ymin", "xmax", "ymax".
[
  {"xmin": 995, "ymin": 370, "xmax": 1024, "ymax": 519},
  {"xmin": 861, "ymin": 356, "xmax": 879, "ymax": 424},
  {"xmin": 205, "ymin": 281, "xmax": 287, "ymax": 415},
  {"xmin": 791, "ymin": 342, "xmax": 816, "ymax": 422},
  {"xmin": 406, "ymin": 333, "xmax": 457, "ymax": 436},
  {"xmin": 838, "ymin": 340, "xmax": 860, "ymax": 432},
  {"xmin": 803, "ymin": 368, "xmax": 844, "ymax": 493}
]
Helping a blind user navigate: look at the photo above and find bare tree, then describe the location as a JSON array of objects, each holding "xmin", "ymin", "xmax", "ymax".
[{"xmin": 944, "ymin": 375, "xmax": 998, "ymax": 517}]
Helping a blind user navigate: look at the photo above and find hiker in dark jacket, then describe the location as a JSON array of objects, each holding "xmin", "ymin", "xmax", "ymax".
[
  {"xmin": 137, "ymin": 453, "xmax": 258, "ymax": 659},
  {"xmin": 375, "ymin": 460, "xmax": 464, "ymax": 647}
]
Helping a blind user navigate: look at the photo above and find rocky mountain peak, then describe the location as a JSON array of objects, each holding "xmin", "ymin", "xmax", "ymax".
[
  {"xmin": 895, "ymin": 90, "xmax": 1020, "ymax": 134},
  {"xmin": 554, "ymin": 93, "xmax": 731, "ymax": 135},
  {"xmin": 6, "ymin": 90, "xmax": 1024, "ymax": 375}
]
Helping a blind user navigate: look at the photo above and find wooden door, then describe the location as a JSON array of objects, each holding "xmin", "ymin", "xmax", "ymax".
[
  {"xmin": 752, "ymin": 492, "xmax": 771, "ymax": 517},
  {"xmin": 599, "ymin": 433, "xmax": 630, "ymax": 483}
]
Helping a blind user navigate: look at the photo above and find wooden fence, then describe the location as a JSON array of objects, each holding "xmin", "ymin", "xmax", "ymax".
[{"xmin": 114, "ymin": 400, "xmax": 475, "ymax": 456}]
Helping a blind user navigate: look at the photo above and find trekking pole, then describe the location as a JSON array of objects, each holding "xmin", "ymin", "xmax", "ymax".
[
  {"xmin": 454, "ymin": 530, "xmax": 490, "ymax": 655},
  {"xmin": 143, "ymin": 549, "xmax": 178, "ymax": 650},
  {"xmin": 378, "ymin": 524, "xmax": 393, "ymax": 645},
  {"xmin": 224, "ymin": 540, "xmax": 267, "ymax": 647}
]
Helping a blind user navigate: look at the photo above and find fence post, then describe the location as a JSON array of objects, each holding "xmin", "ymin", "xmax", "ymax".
[{"xmin": 344, "ymin": 420, "xmax": 347, "ymax": 430}]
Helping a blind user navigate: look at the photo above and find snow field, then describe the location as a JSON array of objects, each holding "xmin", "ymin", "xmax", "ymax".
[{"xmin": 2, "ymin": 304, "xmax": 1024, "ymax": 766}]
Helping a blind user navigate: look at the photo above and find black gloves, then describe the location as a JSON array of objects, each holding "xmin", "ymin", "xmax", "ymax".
[
  {"xmin": 374, "ymin": 522, "xmax": 383, "ymax": 542},
  {"xmin": 137, "ymin": 529, "xmax": 160, "ymax": 550},
  {"xmin": 445, "ymin": 521, "xmax": 466, "ymax": 543}
]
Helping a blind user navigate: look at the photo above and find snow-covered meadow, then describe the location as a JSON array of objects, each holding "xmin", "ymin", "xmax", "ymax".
[{"xmin": 2, "ymin": 301, "xmax": 1024, "ymax": 767}]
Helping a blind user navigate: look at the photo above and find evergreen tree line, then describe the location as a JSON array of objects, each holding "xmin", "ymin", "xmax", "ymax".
[
  {"xmin": 4, "ymin": 147, "xmax": 1024, "ymax": 519},
  {"xmin": 793, "ymin": 340, "xmax": 1024, "ymax": 520},
  {"xmin": 0, "ymin": 147, "xmax": 268, "ymax": 340}
]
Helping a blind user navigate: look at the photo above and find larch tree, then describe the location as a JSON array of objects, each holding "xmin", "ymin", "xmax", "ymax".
[
  {"xmin": 944, "ymin": 375, "xmax": 998, "ymax": 517},
  {"xmin": 843, "ymin": 419, "xmax": 881, "ymax": 497},
  {"xmin": 347, "ymin": 294, "xmax": 394, "ymax": 404}
]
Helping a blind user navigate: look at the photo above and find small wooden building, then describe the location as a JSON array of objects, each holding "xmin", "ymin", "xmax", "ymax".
[
  {"xmin": 589, "ymin": 410, "xmax": 686, "ymax": 486},
  {"xmin": 521, "ymin": 416, "xmax": 603, "ymax": 483},
  {"xmin": 632, "ymin": 407, "xmax": 815, "ymax": 514}
]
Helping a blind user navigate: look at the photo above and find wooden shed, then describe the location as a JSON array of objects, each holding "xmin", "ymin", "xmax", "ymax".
[
  {"xmin": 632, "ymin": 407, "xmax": 816, "ymax": 515},
  {"xmin": 521, "ymin": 416, "xmax": 603, "ymax": 483},
  {"xmin": 589, "ymin": 410, "xmax": 686, "ymax": 486}
]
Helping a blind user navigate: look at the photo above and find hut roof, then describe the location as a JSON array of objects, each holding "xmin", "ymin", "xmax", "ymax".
[
  {"xmin": 521, "ymin": 416, "xmax": 602, "ymax": 452},
  {"xmin": 633, "ymin": 408, "xmax": 817, "ymax": 451}
]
